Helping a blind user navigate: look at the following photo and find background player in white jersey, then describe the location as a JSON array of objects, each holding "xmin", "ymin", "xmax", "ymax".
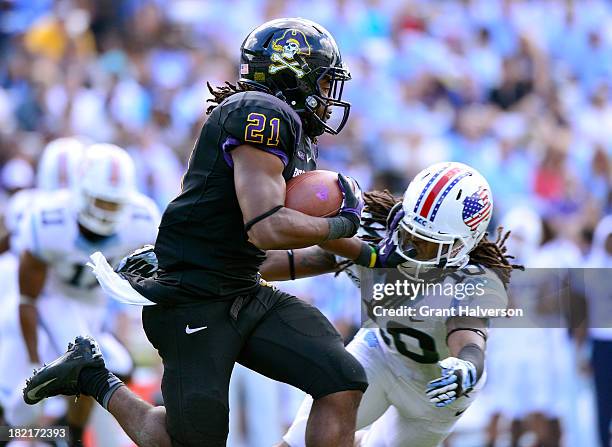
[
  {"xmin": 0, "ymin": 138, "xmax": 84, "ymax": 426},
  {"xmin": 7, "ymin": 143, "xmax": 160, "ymax": 445},
  {"xmin": 0, "ymin": 157, "xmax": 35, "ymax": 427},
  {"xmin": 262, "ymin": 162, "xmax": 522, "ymax": 447}
]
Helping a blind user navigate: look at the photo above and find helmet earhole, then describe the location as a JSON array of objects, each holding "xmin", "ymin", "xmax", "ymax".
[{"xmin": 306, "ymin": 96, "xmax": 318, "ymax": 108}]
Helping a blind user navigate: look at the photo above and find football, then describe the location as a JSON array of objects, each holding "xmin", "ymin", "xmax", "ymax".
[{"xmin": 285, "ymin": 170, "xmax": 343, "ymax": 217}]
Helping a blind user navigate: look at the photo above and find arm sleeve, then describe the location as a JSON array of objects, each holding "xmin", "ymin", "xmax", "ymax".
[{"xmin": 222, "ymin": 100, "xmax": 299, "ymax": 166}]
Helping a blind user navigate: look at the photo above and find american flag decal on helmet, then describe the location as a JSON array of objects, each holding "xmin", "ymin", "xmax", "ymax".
[{"xmin": 462, "ymin": 187, "xmax": 491, "ymax": 231}]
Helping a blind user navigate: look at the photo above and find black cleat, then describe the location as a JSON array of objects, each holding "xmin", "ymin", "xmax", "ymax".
[{"xmin": 23, "ymin": 335, "xmax": 104, "ymax": 405}]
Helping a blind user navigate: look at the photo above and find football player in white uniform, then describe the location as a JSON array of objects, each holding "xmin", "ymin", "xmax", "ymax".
[
  {"xmin": 0, "ymin": 138, "xmax": 85, "ymax": 424},
  {"xmin": 261, "ymin": 162, "xmax": 521, "ymax": 447},
  {"xmin": 8, "ymin": 144, "xmax": 160, "ymax": 444}
]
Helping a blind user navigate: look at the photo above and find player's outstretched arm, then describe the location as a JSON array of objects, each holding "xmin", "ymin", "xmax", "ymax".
[
  {"xmin": 426, "ymin": 316, "xmax": 487, "ymax": 407},
  {"xmin": 18, "ymin": 250, "xmax": 48, "ymax": 364},
  {"xmin": 261, "ymin": 246, "xmax": 337, "ymax": 281},
  {"xmin": 261, "ymin": 237, "xmax": 374, "ymax": 281},
  {"xmin": 445, "ymin": 316, "xmax": 487, "ymax": 355},
  {"xmin": 233, "ymin": 145, "xmax": 361, "ymax": 250}
]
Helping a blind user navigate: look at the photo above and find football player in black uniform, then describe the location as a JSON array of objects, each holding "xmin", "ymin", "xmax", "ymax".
[{"xmin": 23, "ymin": 18, "xmax": 372, "ymax": 447}]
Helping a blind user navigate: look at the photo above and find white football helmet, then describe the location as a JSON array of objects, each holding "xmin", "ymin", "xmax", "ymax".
[
  {"xmin": 76, "ymin": 143, "xmax": 136, "ymax": 236},
  {"xmin": 394, "ymin": 162, "xmax": 493, "ymax": 279},
  {"xmin": 37, "ymin": 137, "xmax": 87, "ymax": 190}
]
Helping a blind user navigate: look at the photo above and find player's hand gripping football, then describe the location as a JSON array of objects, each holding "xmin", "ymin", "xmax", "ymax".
[
  {"xmin": 115, "ymin": 244, "xmax": 159, "ymax": 279},
  {"xmin": 425, "ymin": 357, "xmax": 478, "ymax": 407},
  {"xmin": 337, "ymin": 174, "xmax": 364, "ymax": 235}
]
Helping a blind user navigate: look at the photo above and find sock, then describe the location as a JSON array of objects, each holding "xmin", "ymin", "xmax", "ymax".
[{"xmin": 78, "ymin": 366, "xmax": 124, "ymax": 410}]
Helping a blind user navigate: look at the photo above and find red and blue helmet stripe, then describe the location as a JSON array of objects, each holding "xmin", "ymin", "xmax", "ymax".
[{"xmin": 413, "ymin": 165, "xmax": 472, "ymax": 222}]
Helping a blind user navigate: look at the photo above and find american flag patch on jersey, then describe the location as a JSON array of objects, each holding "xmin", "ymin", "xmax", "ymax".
[{"xmin": 462, "ymin": 187, "xmax": 491, "ymax": 231}]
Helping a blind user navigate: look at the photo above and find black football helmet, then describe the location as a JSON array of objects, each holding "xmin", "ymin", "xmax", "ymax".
[{"xmin": 240, "ymin": 18, "xmax": 351, "ymax": 137}]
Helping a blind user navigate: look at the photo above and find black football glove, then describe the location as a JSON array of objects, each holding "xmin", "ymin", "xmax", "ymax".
[
  {"xmin": 338, "ymin": 174, "xmax": 364, "ymax": 225},
  {"xmin": 115, "ymin": 245, "xmax": 159, "ymax": 279},
  {"xmin": 325, "ymin": 174, "xmax": 364, "ymax": 239}
]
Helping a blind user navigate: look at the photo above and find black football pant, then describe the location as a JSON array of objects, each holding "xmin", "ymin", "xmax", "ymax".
[{"xmin": 142, "ymin": 282, "xmax": 367, "ymax": 447}]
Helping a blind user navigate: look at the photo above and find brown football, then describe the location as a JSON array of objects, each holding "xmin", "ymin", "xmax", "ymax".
[{"xmin": 285, "ymin": 170, "xmax": 343, "ymax": 217}]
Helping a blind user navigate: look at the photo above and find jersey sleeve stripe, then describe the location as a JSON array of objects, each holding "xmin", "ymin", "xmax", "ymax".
[{"xmin": 220, "ymin": 136, "xmax": 289, "ymax": 168}]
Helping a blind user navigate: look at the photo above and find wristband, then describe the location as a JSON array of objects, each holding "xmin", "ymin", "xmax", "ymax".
[
  {"xmin": 458, "ymin": 343, "xmax": 485, "ymax": 381},
  {"xmin": 287, "ymin": 249, "xmax": 296, "ymax": 280},
  {"xmin": 325, "ymin": 216, "xmax": 357, "ymax": 241},
  {"xmin": 355, "ymin": 243, "xmax": 377, "ymax": 268}
]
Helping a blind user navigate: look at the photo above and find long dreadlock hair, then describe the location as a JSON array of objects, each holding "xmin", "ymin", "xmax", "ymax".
[
  {"xmin": 352, "ymin": 190, "xmax": 524, "ymax": 288},
  {"xmin": 206, "ymin": 81, "xmax": 263, "ymax": 115}
]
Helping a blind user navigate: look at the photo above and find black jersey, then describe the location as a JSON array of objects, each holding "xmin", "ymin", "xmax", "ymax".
[{"xmin": 154, "ymin": 91, "xmax": 317, "ymax": 298}]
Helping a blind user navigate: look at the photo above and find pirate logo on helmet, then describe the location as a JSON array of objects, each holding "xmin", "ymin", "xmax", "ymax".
[{"xmin": 269, "ymin": 29, "xmax": 311, "ymax": 78}]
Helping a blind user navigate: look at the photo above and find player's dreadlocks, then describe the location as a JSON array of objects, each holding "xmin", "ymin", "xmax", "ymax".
[
  {"xmin": 206, "ymin": 81, "xmax": 262, "ymax": 115},
  {"xmin": 205, "ymin": 81, "xmax": 321, "ymax": 143},
  {"xmin": 353, "ymin": 190, "xmax": 524, "ymax": 288}
]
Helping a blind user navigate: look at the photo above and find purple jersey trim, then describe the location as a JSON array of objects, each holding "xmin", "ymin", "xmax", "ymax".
[
  {"xmin": 221, "ymin": 137, "xmax": 288, "ymax": 168},
  {"xmin": 264, "ymin": 147, "xmax": 289, "ymax": 166},
  {"xmin": 221, "ymin": 136, "xmax": 240, "ymax": 167}
]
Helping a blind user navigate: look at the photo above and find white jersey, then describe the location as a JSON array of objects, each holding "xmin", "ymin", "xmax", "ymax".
[
  {"xmin": 286, "ymin": 246, "xmax": 508, "ymax": 447},
  {"xmin": 352, "ymin": 263, "xmax": 506, "ymax": 381},
  {"xmin": 17, "ymin": 190, "xmax": 160, "ymax": 302},
  {"xmin": 4, "ymin": 188, "xmax": 46, "ymax": 255}
]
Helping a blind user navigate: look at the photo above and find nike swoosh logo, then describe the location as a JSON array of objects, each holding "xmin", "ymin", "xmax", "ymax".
[
  {"xmin": 27, "ymin": 378, "xmax": 57, "ymax": 401},
  {"xmin": 185, "ymin": 325, "xmax": 208, "ymax": 335}
]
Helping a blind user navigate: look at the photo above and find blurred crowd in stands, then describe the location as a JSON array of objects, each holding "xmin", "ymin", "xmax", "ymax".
[{"xmin": 1, "ymin": 0, "xmax": 611, "ymax": 445}]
